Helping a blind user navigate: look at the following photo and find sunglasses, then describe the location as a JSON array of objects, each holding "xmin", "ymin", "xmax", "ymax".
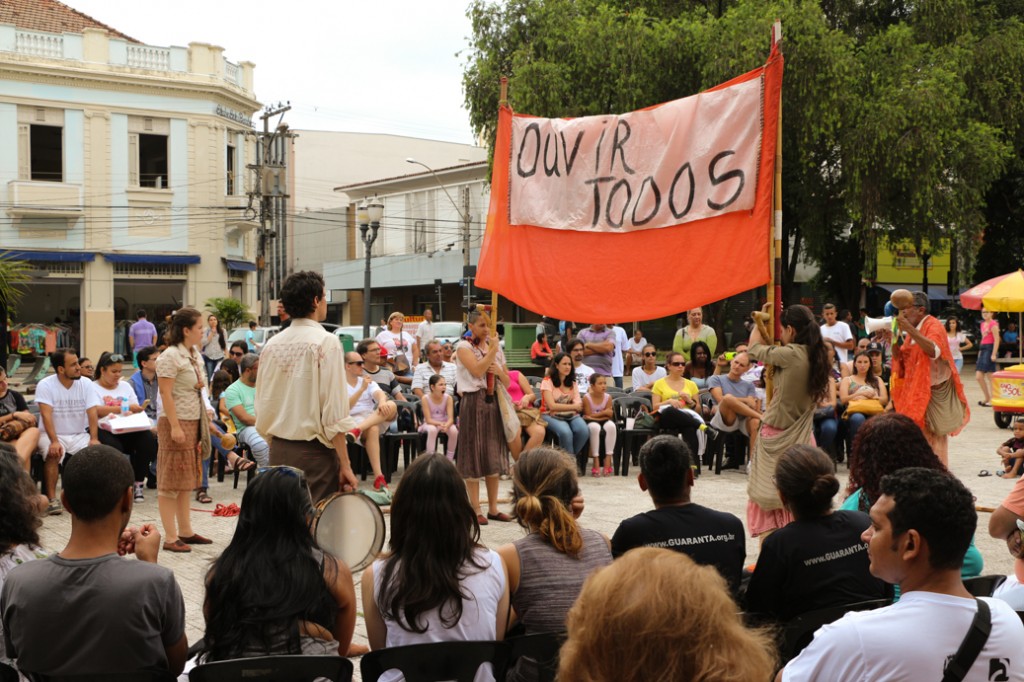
[
  {"xmin": 100, "ymin": 354, "xmax": 125, "ymax": 365},
  {"xmin": 643, "ymin": 352, "xmax": 657, "ymax": 357},
  {"xmin": 669, "ymin": 361, "xmax": 686, "ymax": 367},
  {"xmin": 347, "ymin": 360, "xmax": 365, "ymax": 366},
  {"xmin": 230, "ymin": 351, "xmax": 244, "ymax": 357}
]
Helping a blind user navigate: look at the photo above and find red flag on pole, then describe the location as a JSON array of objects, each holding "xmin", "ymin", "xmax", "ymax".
[{"xmin": 477, "ymin": 45, "xmax": 784, "ymax": 322}]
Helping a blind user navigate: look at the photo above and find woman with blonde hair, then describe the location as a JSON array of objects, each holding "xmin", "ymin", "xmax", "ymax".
[
  {"xmin": 559, "ymin": 547, "xmax": 777, "ymax": 682},
  {"xmin": 496, "ymin": 447, "xmax": 611, "ymax": 682}
]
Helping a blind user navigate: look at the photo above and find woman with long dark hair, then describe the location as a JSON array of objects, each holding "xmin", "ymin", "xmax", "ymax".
[
  {"xmin": 497, "ymin": 447, "xmax": 612, "ymax": 682},
  {"xmin": 156, "ymin": 307, "xmax": 210, "ymax": 553},
  {"xmin": 540, "ymin": 352, "xmax": 589, "ymax": 458},
  {"xmin": 839, "ymin": 350, "xmax": 888, "ymax": 447},
  {"xmin": 841, "ymin": 411, "xmax": 983, "ymax": 579},
  {"xmin": 201, "ymin": 466, "xmax": 355, "ymax": 660},
  {"xmin": 744, "ymin": 445, "xmax": 890, "ymax": 621},
  {"xmin": 746, "ymin": 303, "xmax": 830, "ymax": 538},
  {"xmin": 201, "ymin": 315, "xmax": 227, "ymax": 382},
  {"xmin": 363, "ymin": 454, "xmax": 509, "ymax": 678}
]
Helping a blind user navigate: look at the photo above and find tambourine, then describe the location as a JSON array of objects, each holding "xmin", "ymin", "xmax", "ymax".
[{"xmin": 310, "ymin": 491, "xmax": 386, "ymax": 572}]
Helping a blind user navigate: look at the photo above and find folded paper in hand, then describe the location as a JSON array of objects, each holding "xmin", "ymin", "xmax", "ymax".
[{"xmin": 99, "ymin": 412, "xmax": 153, "ymax": 434}]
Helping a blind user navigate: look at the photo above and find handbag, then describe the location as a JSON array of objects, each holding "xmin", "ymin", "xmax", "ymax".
[
  {"xmin": 634, "ymin": 408, "xmax": 657, "ymax": 430},
  {"xmin": 188, "ymin": 352, "xmax": 213, "ymax": 462},
  {"xmin": 844, "ymin": 399, "xmax": 884, "ymax": 416}
]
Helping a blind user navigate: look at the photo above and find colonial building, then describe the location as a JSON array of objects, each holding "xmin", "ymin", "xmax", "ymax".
[{"xmin": 0, "ymin": 0, "xmax": 260, "ymax": 357}]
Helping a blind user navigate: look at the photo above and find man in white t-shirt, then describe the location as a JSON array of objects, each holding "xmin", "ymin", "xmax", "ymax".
[
  {"xmin": 625, "ymin": 328, "xmax": 647, "ymax": 376},
  {"xmin": 566, "ymin": 338, "xmax": 594, "ymax": 393},
  {"xmin": 344, "ymin": 351, "xmax": 397, "ymax": 499},
  {"xmin": 415, "ymin": 308, "xmax": 434, "ymax": 355},
  {"xmin": 609, "ymin": 323, "xmax": 629, "ymax": 389},
  {"xmin": 779, "ymin": 468, "xmax": 1024, "ymax": 682},
  {"xmin": 34, "ymin": 349, "xmax": 101, "ymax": 515},
  {"xmin": 819, "ymin": 303, "xmax": 855, "ymax": 364}
]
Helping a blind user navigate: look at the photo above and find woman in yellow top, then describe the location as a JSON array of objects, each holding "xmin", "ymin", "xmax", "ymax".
[{"xmin": 650, "ymin": 351, "xmax": 717, "ymax": 462}]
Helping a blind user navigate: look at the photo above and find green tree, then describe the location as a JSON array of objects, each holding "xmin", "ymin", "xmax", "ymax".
[
  {"xmin": 0, "ymin": 258, "xmax": 31, "ymax": 367},
  {"xmin": 204, "ymin": 297, "xmax": 253, "ymax": 333}
]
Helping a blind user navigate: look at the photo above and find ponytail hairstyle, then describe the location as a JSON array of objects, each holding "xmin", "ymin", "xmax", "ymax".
[
  {"xmin": 780, "ymin": 304, "xmax": 830, "ymax": 402},
  {"xmin": 774, "ymin": 445, "xmax": 840, "ymax": 520},
  {"xmin": 511, "ymin": 447, "xmax": 583, "ymax": 557}
]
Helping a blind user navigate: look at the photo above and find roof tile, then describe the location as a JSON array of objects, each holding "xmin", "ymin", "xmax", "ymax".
[{"xmin": 0, "ymin": 0, "xmax": 137, "ymax": 42}]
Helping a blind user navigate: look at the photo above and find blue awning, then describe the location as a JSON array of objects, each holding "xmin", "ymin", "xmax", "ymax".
[
  {"xmin": 0, "ymin": 250, "xmax": 95, "ymax": 262},
  {"xmin": 223, "ymin": 258, "xmax": 257, "ymax": 272},
  {"xmin": 103, "ymin": 254, "xmax": 201, "ymax": 265}
]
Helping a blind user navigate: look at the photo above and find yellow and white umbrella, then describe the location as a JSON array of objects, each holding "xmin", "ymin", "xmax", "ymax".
[{"xmin": 961, "ymin": 269, "xmax": 1024, "ymax": 359}]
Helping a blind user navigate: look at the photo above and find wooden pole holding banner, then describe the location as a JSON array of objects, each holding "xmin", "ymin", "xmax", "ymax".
[
  {"xmin": 490, "ymin": 77, "xmax": 508, "ymax": 340},
  {"xmin": 770, "ymin": 20, "xmax": 783, "ymax": 342}
]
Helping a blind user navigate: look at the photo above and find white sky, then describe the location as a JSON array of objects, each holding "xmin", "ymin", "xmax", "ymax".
[{"xmin": 69, "ymin": 0, "xmax": 479, "ymax": 144}]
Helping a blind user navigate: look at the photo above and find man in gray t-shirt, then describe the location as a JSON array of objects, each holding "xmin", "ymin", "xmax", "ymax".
[
  {"xmin": 1, "ymin": 445, "xmax": 186, "ymax": 676},
  {"xmin": 707, "ymin": 352, "xmax": 763, "ymax": 453}
]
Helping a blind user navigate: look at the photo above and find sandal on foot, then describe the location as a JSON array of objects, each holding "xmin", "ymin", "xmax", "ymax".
[
  {"xmin": 163, "ymin": 540, "xmax": 191, "ymax": 553},
  {"xmin": 978, "ymin": 470, "xmax": 992, "ymax": 477},
  {"xmin": 477, "ymin": 514, "xmax": 489, "ymax": 526},
  {"xmin": 487, "ymin": 512, "xmax": 512, "ymax": 522},
  {"xmin": 180, "ymin": 533, "xmax": 213, "ymax": 545},
  {"xmin": 591, "ymin": 467, "xmax": 600, "ymax": 477},
  {"xmin": 195, "ymin": 489, "xmax": 213, "ymax": 504},
  {"xmin": 603, "ymin": 466, "xmax": 614, "ymax": 477},
  {"xmin": 231, "ymin": 456, "xmax": 256, "ymax": 472}
]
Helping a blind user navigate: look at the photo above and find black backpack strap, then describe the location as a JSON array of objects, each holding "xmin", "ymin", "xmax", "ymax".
[{"xmin": 941, "ymin": 598, "xmax": 992, "ymax": 682}]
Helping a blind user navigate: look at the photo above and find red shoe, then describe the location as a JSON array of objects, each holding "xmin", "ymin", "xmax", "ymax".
[
  {"xmin": 591, "ymin": 467, "xmax": 600, "ymax": 477},
  {"xmin": 477, "ymin": 514, "xmax": 489, "ymax": 526},
  {"xmin": 603, "ymin": 466, "xmax": 613, "ymax": 477},
  {"xmin": 374, "ymin": 475, "xmax": 388, "ymax": 492},
  {"xmin": 346, "ymin": 428, "xmax": 362, "ymax": 445}
]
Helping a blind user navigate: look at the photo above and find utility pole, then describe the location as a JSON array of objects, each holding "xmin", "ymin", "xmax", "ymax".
[
  {"xmin": 462, "ymin": 185, "xmax": 471, "ymax": 269},
  {"xmin": 253, "ymin": 102, "xmax": 291, "ymax": 325}
]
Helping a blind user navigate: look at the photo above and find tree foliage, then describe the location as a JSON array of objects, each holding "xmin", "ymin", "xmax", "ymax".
[
  {"xmin": 204, "ymin": 297, "xmax": 253, "ymax": 333},
  {"xmin": 462, "ymin": 0, "xmax": 1024, "ymax": 310}
]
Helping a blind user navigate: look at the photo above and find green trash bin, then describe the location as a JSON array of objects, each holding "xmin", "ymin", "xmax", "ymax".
[
  {"xmin": 336, "ymin": 333, "xmax": 355, "ymax": 353},
  {"xmin": 506, "ymin": 323, "xmax": 540, "ymax": 350}
]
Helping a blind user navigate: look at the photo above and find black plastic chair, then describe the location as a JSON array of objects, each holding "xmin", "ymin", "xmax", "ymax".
[
  {"xmin": 382, "ymin": 399, "xmax": 423, "ymax": 480},
  {"xmin": 189, "ymin": 655, "xmax": 353, "ymax": 681},
  {"xmin": 778, "ymin": 598, "xmax": 890, "ymax": 664},
  {"xmin": 503, "ymin": 632, "xmax": 566, "ymax": 682},
  {"xmin": 611, "ymin": 395, "xmax": 653, "ymax": 476},
  {"xmin": 25, "ymin": 670, "xmax": 178, "ymax": 682},
  {"xmin": 361, "ymin": 641, "xmax": 510, "ymax": 682},
  {"xmin": 0, "ymin": 661, "xmax": 19, "ymax": 682},
  {"xmin": 963, "ymin": 574, "xmax": 1007, "ymax": 597}
]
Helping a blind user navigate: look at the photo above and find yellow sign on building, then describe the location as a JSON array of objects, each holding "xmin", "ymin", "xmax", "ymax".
[{"xmin": 875, "ymin": 241, "xmax": 950, "ymax": 285}]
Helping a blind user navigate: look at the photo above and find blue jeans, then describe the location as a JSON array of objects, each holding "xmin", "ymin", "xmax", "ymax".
[
  {"xmin": 846, "ymin": 413, "xmax": 868, "ymax": 448},
  {"xmin": 546, "ymin": 415, "xmax": 590, "ymax": 455},
  {"xmin": 814, "ymin": 417, "xmax": 838, "ymax": 450},
  {"xmin": 613, "ymin": 375, "xmax": 624, "ymax": 389}
]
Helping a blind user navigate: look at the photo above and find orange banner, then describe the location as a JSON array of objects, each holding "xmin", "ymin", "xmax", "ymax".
[{"xmin": 477, "ymin": 46, "xmax": 784, "ymax": 323}]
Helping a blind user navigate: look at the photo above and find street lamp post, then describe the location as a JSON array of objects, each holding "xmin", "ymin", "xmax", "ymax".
[
  {"xmin": 357, "ymin": 198, "xmax": 384, "ymax": 340},
  {"xmin": 406, "ymin": 158, "xmax": 473, "ymax": 311}
]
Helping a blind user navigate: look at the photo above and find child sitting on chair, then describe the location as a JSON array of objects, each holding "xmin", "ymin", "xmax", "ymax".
[{"xmin": 998, "ymin": 417, "xmax": 1024, "ymax": 479}]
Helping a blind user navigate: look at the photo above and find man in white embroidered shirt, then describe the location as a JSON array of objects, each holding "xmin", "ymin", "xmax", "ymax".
[
  {"xmin": 778, "ymin": 468, "xmax": 1024, "ymax": 682},
  {"xmin": 255, "ymin": 271, "xmax": 357, "ymax": 502}
]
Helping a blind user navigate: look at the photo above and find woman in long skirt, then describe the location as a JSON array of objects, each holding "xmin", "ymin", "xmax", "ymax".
[{"xmin": 454, "ymin": 310, "xmax": 511, "ymax": 526}]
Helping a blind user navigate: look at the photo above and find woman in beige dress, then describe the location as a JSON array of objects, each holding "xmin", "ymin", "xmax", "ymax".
[{"xmin": 157, "ymin": 307, "xmax": 211, "ymax": 553}]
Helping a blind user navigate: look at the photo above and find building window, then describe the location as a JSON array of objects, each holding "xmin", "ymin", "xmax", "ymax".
[
  {"xmin": 226, "ymin": 144, "xmax": 236, "ymax": 195},
  {"xmin": 138, "ymin": 134, "xmax": 169, "ymax": 188},
  {"xmin": 414, "ymin": 219, "xmax": 427, "ymax": 253},
  {"xmin": 29, "ymin": 125, "xmax": 63, "ymax": 182}
]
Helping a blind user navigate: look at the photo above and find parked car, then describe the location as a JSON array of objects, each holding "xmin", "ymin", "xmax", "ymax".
[
  {"xmin": 432, "ymin": 321, "xmax": 466, "ymax": 346},
  {"xmin": 227, "ymin": 326, "xmax": 280, "ymax": 354}
]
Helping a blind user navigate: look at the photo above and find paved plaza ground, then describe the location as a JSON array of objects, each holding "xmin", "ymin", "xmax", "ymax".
[{"xmin": 33, "ymin": 365, "xmax": 1022, "ymax": 676}]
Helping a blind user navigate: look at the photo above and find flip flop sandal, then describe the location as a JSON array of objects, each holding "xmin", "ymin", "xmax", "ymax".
[
  {"xmin": 978, "ymin": 470, "xmax": 992, "ymax": 477},
  {"xmin": 195, "ymin": 489, "xmax": 213, "ymax": 504},
  {"xmin": 232, "ymin": 457, "xmax": 256, "ymax": 471}
]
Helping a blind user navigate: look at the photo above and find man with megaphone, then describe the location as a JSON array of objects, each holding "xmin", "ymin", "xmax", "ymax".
[{"xmin": 887, "ymin": 290, "xmax": 969, "ymax": 466}]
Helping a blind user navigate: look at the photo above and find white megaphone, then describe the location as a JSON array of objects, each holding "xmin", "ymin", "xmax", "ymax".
[{"xmin": 865, "ymin": 316, "xmax": 893, "ymax": 334}]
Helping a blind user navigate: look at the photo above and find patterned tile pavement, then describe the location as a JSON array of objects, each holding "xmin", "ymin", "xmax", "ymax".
[{"xmin": 33, "ymin": 368, "xmax": 1020, "ymax": 678}]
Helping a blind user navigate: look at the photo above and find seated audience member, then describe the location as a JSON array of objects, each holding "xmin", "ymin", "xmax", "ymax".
[
  {"xmin": 219, "ymin": 357, "xmax": 240, "ymax": 384},
  {"xmin": 497, "ymin": 447, "xmax": 612, "ymax": 682},
  {"xmin": 624, "ymin": 328, "xmax": 647, "ymax": 375},
  {"xmin": 506, "ymin": 369, "xmax": 546, "ymax": 463},
  {"xmin": 745, "ymin": 445, "xmax": 890, "ymax": 622},
  {"xmin": 582, "ymin": 375, "xmax": 616, "ymax": 477},
  {"xmin": 440, "ymin": 341, "xmax": 454, "ymax": 364},
  {"xmin": 530, "ymin": 332, "xmax": 553, "ymax": 367},
  {"xmin": 683, "ymin": 340, "xmax": 714, "ymax": 389},
  {"xmin": 34, "ymin": 348, "xmax": 101, "ymax": 515},
  {"xmin": 541, "ymin": 353, "xmax": 590, "ymax": 457},
  {"xmin": 823, "ymin": 339, "xmax": 850, "ymax": 381},
  {"xmin": 611, "ymin": 436, "xmax": 744, "ymax": 591},
  {"xmin": 565, "ymin": 338, "xmax": 595, "ymax": 393},
  {"xmin": 577, "ymin": 323, "xmax": 616, "ymax": 378},
  {"xmin": 92, "ymin": 352, "xmax": 158, "ymax": 502},
  {"xmin": 227, "ymin": 340, "xmax": 247, "ymax": 364},
  {"xmin": 651, "ymin": 351, "xmax": 716, "ymax": 461},
  {"xmin": 78, "ymin": 356, "xmax": 95, "ymax": 380},
  {"xmin": 988, "ymin": 439, "xmax": 1024, "ymax": 560},
  {"xmin": 410, "ymin": 340, "xmax": 456, "ymax": 398},
  {"xmin": 630, "ymin": 343, "xmax": 665, "ymax": 392},
  {"xmin": 363, "ymin": 455, "xmax": 509, "ymax": 672},
  {"xmin": 222, "ymin": 354, "xmax": 270, "ymax": 468},
  {"xmin": 0, "ymin": 366, "xmax": 39, "ymax": 473},
  {"xmin": 0, "ymin": 445, "xmax": 48, "ymax": 660},
  {"xmin": 1004, "ymin": 321, "xmax": 1019, "ymax": 358},
  {"xmin": 813, "ymin": 364, "xmax": 840, "ymax": 455},
  {"xmin": 344, "ymin": 351, "xmax": 397, "ymax": 498},
  {"xmin": 779, "ymin": 468, "xmax": 1024, "ymax": 681},
  {"xmin": 842, "ymin": 412, "xmax": 983, "ymax": 579},
  {"xmin": 559, "ymin": 548, "xmax": 777, "ymax": 682},
  {"xmin": 843, "ymin": 337, "xmax": 871, "ymax": 375},
  {"xmin": 376, "ymin": 311, "xmax": 417, "ymax": 386},
  {"xmin": 1, "ymin": 445, "xmax": 187, "ymax": 677},
  {"xmin": 707, "ymin": 351, "xmax": 763, "ymax": 461},
  {"xmin": 866, "ymin": 341, "xmax": 891, "ymax": 390},
  {"xmin": 129, "ymin": 345, "xmax": 161, "ymax": 423},
  {"xmin": 358, "ymin": 338, "xmax": 405, "ymax": 403},
  {"xmin": 996, "ymin": 416, "xmax": 1024, "ymax": 479},
  {"xmin": 201, "ymin": 466, "xmax": 356, "ymax": 661},
  {"xmin": 418, "ymin": 374, "xmax": 458, "ymax": 460},
  {"xmin": 839, "ymin": 351, "xmax": 888, "ymax": 447}
]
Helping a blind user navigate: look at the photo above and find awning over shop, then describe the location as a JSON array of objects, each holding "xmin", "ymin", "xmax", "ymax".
[
  {"xmin": 103, "ymin": 254, "xmax": 201, "ymax": 265},
  {"xmin": 222, "ymin": 258, "xmax": 257, "ymax": 272},
  {"xmin": 0, "ymin": 250, "xmax": 95, "ymax": 262}
]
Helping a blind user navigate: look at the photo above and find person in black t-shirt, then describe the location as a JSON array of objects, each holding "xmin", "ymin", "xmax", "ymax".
[
  {"xmin": 744, "ymin": 445, "xmax": 891, "ymax": 622},
  {"xmin": 0, "ymin": 366, "xmax": 40, "ymax": 472},
  {"xmin": 611, "ymin": 435, "xmax": 745, "ymax": 592}
]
